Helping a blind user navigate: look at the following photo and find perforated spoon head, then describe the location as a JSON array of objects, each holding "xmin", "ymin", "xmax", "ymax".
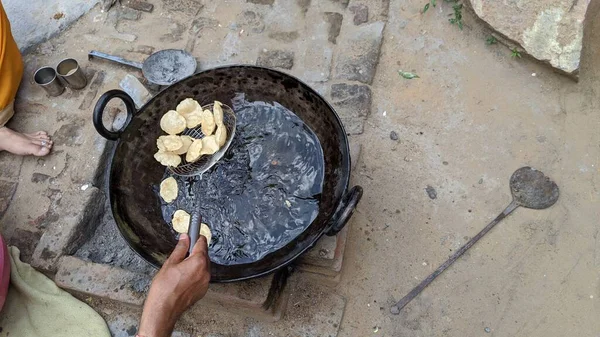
[{"xmin": 510, "ymin": 167, "xmax": 559, "ymax": 210}]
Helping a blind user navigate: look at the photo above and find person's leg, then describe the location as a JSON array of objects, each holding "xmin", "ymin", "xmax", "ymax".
[{"xmin": 0, "ymin": 101, "xmax": 53, "ymax": 157}]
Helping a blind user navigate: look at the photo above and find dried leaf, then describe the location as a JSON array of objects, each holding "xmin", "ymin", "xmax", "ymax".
[{"xmin": 398, "ymin": 70, "xmax": 420, "ymax": 79}]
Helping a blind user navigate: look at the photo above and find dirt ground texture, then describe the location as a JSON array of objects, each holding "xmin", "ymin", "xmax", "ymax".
[{"xmin": 1, "ymin": 0, "xmax": 600, "ymax": 336}]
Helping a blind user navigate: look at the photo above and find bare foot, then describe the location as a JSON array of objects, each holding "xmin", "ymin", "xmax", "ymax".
[{"xmin": 0, "ymin": 126, "xmax": 53, "ymax": 156}]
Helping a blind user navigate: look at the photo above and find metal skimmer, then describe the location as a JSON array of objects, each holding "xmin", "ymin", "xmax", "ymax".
[{"xmin": 169, "ymin": 102, "xmax": 237, "ymax": 177}]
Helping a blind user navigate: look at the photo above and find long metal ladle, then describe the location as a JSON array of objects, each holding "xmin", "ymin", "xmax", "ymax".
[{"xmin": 391, "ymin": 167, "xmax": 560, "ymax": 314}]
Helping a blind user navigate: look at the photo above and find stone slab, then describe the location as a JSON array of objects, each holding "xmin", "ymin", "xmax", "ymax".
[
  {"xmin": 0, "ymin": 180, "xmax": 18, "ymax": 220},
  {"xmin": 349, "ymin": 4, "xmax": 368, "ymax": 25},
  {"xmin": 296, "ymin": 224, "xmax": 349, "ymax": 277},
  {"xmin": 122, "ymin": 0, "xmax": 154, "ymax": 13},
  {"xmin": 324, "ymin": 12, "xmax": 343, "ymax": 44},
  {"xmin": 107, "ymin": 312, "xmax": 190, "ymax": 337},
  {"xmin": 468, "ymin": 0, "xmax": 594, "ymax": 77},
  {"xmin": 31, "ymin": 186, "xmax": 106, "ymax": 273},
  {"xmin": 56, "ymin": 255, "xmax": 290, "ymax": 322},
  {"xmin": 256, "ymin": 49, "xmax": 295, "ymax": 69},
  {"xmin": 330, "ymin": 83, "xmax": 372, "ymax": 135},
  {"xmin": 56, "ymin": 256, "xmax": 149, "ymax": 306},
  {"xmin": 333, "ymin": 21, "xmax": 385, "ymax": 84},
  {"xmin": 174, "ymin": 275, "xmax": 346, "ymax": 337},
  {"xmin": 300, "ymin": 44, "xmax": 333, "ymax": 82}
]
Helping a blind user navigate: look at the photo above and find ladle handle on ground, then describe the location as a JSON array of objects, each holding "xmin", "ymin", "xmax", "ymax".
[
  {"xmin": 188, "ymin": 212, "xmax": 202, "ymax": 255},
  {"xmin": 89, "ymin": 50, "xmax": 144, "ymax": 70},
  {"xmin": 391, "ymin": 200, "xmax": 520, "ymax": 314}
]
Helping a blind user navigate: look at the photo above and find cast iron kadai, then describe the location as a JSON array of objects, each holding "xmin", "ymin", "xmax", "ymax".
[{"xmin": 92, "ymin": 65, "xmax": 363, "ymax": 282}]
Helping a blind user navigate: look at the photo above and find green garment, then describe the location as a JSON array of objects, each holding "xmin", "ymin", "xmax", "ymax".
[{"xmin": 0, "ymin": 247, "xmax": 110, "ymax": 337}]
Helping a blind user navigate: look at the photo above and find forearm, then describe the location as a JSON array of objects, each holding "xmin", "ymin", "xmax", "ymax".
[{"xmin": 138, "ymin": 299, "xmax": 180, "ymax": 337}]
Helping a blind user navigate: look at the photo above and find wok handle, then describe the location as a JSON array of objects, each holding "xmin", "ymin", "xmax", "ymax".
[
  {"xmin": 93, "ymin": 89, "xmax": 136, "ymax": 140},
  {"xmin": 326, "ymin": 186, "xmax": 363, "ymax": 236}
]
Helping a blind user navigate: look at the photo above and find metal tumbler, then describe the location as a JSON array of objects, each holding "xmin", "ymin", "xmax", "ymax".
[
  {"xmin": 33, "ymin": 67, "xmax": 65, "ymax": 97},
  {"xmin": 56, "ymin": 58, "xmax": 87, "ymax": 89}
]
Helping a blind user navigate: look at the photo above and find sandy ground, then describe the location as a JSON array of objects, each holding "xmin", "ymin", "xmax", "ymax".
[
  {"xmin": 1, "ymin": 0, "xmax": 599, "ymax": 336},
  {"xmin": 338, "ymin": 2, "xmax": 600, "ymax": 336}
]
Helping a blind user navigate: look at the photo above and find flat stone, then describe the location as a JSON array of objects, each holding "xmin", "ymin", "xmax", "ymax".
[
  {"xmin": 256, "ymin": 50, "xmax": 295, "ymax": 69},
  {"xmin": 297, "ymin": 0, "xmax": 311, "ymax": 15},
  {"xmin": 160, "ymin": 22, "xmax": 187, "ymax": 43},
  {"xmin": 189, "ymin": 17, "xmax": 219, "ymax": 36},
  {"xmin": 31, "ymin": 186, "xmax": 106, "ymax": 273},
  {"xmin": 188, "ymin": 269, "xmax": 291, "ymax": 322},
  {"xmin": 296, "ymin": 224, "xmax": 349, "ymax": 278},
  {"xmin": 0, "ymin": 180, "xmax": 18, "ymax": 219},
  {"xmin": 468, "ymin": 0, "xmax": 593, "ymax": 76},
  {"xmin": 329, "ymin": 0, "xmax": 349, "ymax": 8},
  {"xmin": 79, "ymin": 70, "xmax": 106, "ymax": 111},
  {"xmin": 340, "ymin": 117, "xmax": 365, "ymax": 135},
  {"xmin": 0, "ymin": 154, "xmax": 23, "ymax": 181},
  {"xmin": 31, "ymin": 173, "xmax": 51, "ymax": 183},
  {"xmin": 301, "ymin": 45, "xmax": 333, "ymax": 82},
  {"xmin": 107, "ymin": 31, "xmax": 138, "ymax": 43},
  {"xmin": 349, "ymin": 4, "xmax": 368, "ymax": 25},
  {"xmin": 107, "ymin": 312, "xmax": 191, "ymax": 337},
  {"xmin": 128, "ymin": 45, "xmax": 155, "ymax": 55},
  {"xmin": 117, "ymin": 7, "xmax": 141, "ymax": 21},
  {"xmin": 6, "ymin": 229, "xmax": 41, "ymax": 263},
  {"xmin": 57, "ymin": 254, "xmax": 291, "ymax": 322},
  {"xmin": 331, "ymin": 83, "xmax": 371, "ymax": 135},
  {"xmin": 163, "ymin": 0, "xmax": 203, "ymax": 14},
  {"xmin": 122, "ymin": 0, "xmax": 154, "ymax": 13},
  {"xmin": 247, "ymin": 0, "xmax": 274, "ymax": 4},
  {"xmin": 330, "ymin": 83, "xmax": 372, "ymax": 119},
  {"xmin": 333, "ymin": 21, "xmax": 385, "ymax": 84},
  {"xmin": 324, "ymin": 12, "xmax": 343, "ymax": 44},
  {"xmin": 119, "ymin": 74, "xmax": 152, "ymax": 109},
  {"xmin": 56, "ymin": 256, "xmax": 148, "ymax": 306},
  {"xmin": 277, "ymin": 277, "xmax": 346, "ymax": 336},
  {"xmin": 268, "ymin": 31, "xmax": 300, "ymax": 42},
  {"xmin": 236, "ymin": 10, "xmax": 265, "ymax": 34},
  {"xmin": 53, "ymin": 119, "xmax": 86, "ymax": 147}
]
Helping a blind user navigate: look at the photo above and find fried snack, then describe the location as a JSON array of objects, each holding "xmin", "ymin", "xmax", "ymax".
[
  {"xmin": 159, "ymin": 177, "xmax": 178, "ymax": 203},
  {"xmin": 172, "ymin": 210, "xmax": 190, "ymax": 233},
  {"xmin": 200, "ymin": 109, "xmax": 216, "ymax": 136},
  {"xmin": 186, "ymin": 139, "xmax": 204, "ymax": 163},
  {"xmin": 215, "ymin": 124, "xmax": 227, "ymax": 147},
  {"xmin": 176, "ymin": 98, "xmax": 201, "ymax": 116},
  {"xmin": 185, "ymin": 109, "xmax": 203, "ymax": 128},
  {"xmin": 176, "ymin": 98, "xmax": 203, "ymax": 128},
  {"xmin": 157, "ymin": 135, "xmax": 184, "ymax": 152},
  {"xmin": 154, "ymin": 151, "xmax": 182, "ymax": 167},
  {"xmin": 200, "ymin": 135, "xmax": 219, "ymax": 155},
  {"xmin": 160, "ymin": 110, "xmax": 187, "ymax": 135},
  {"xmin": 156, "ymin": 138, "xmax": 166, "ymax": 152},
  {"xmin": 200, "ymin": 223, "xmax": 212, "ymax": 245},
  {"xmin": 173, "ymin": 135, "xmax": 194, "ymax": 155},
  {"xmin": 213, "ymin": 101, "xmax": 224, "ymax": 126}
]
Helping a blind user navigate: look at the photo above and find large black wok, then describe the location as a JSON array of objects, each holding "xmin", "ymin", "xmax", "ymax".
[{"xmin": 93, "ymin": 66, "xmax": 362, "ymax": 282}]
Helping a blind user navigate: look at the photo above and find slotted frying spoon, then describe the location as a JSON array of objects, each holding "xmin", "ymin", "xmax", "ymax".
[
  {"xmin": 171, "ymin": 102, "xmax": 237, "ymax": 254},
  {"xmin": 390, "ymin": 167, "xmax": 560, "ymax": 314}
]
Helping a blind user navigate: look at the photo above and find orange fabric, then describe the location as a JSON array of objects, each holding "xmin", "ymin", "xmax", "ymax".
[{"xmin": 0, "ymin": 2, "xmax": 23, "ymax": 112}]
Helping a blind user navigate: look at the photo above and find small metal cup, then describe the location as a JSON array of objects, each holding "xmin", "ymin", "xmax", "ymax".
[
  {"xmin": 33, "ymin": 67, "xmax": 65, "ymax": 97},
  {"xmin": 56, "ymin": 58, "xmax": 87, "ymax": 89}
]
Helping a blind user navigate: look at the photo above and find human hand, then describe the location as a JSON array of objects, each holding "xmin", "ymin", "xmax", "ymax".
[{"xmin": 138, "ymin": 234, "xmax": 210, "ymax": 337}]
